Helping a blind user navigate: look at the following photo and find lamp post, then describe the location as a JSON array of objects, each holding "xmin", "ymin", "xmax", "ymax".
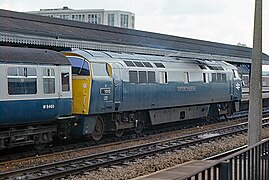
[{"xmin": 248, "ymin": 0, "xmax": 262, "ymax": 146}]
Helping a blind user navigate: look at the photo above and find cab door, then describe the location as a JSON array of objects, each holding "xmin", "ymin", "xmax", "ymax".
[
  {"xmin": 112, "ymin": 63, "xmax": 123, "ymax": 103},
  {"xmin": 67, "ymin": 56, "xmax": 91, "ymax": 115},
  {"xmin": 231, "ymin": 69, "xmax": 242, "ymax": 100}
]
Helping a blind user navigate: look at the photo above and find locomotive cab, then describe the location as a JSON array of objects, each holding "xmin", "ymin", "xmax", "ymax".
[
  {"xmin": 231, "ymin": 69, "xmax": 242, "ymax": 101},
  {"xmin": 65, "ymin": 54, "xmax": 91, "ymax": 115},
  {"xmin": 63, "ymin": 52, "xmax": 115, "ymax": 140}
]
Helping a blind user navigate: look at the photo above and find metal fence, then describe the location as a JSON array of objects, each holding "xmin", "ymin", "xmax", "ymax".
[{"xmin": 181, "ymin": 138, "xmax": 269, "ymax": 180}]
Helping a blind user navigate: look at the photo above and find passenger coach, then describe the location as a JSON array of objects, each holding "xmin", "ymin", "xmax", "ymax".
[{"xmin": 0, "ymin": 46, "xmax": 72, "ymax": 149}]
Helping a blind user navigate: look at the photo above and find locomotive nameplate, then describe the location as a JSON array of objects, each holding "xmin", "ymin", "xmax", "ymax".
[{"xmin": 177, "ymin": 86, "xmax": 196, "ymax": 92}]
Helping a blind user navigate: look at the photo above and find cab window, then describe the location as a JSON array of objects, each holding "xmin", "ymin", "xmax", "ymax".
[
  {"xmin": 233, "ymin": 70, "xmax": 240, "ymax": 79},
  {"xmin": 68, "ymin": 56, "xmax": 90, "ymax": 76}
]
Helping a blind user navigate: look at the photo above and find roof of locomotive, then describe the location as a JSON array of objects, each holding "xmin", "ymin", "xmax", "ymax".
[
  {"xmin": 64, "ymin": 49, "xmax": 236, "ymax": 70},
  {"xmin": 0, "ymin": 46, "xmax": 70, "ymax": 65}
]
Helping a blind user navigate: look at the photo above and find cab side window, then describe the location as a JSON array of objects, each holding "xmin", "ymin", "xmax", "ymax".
[{"xmin": 92, "ymin": 63, "xmax": 110, "ymax": 76}]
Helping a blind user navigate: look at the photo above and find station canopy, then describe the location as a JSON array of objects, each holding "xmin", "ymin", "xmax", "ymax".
[{"xmin": 0, "ymin": 9, "xmax": 269, "ymax": 64}]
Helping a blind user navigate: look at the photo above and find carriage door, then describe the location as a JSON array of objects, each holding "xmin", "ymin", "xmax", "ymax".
[
  {"xmin": 112, "ymin": 63, "xmax": 123, "ymax": 104},
  {"xmin": 58, "ymin": 66, "xmax": 72, "ymax": 116}
]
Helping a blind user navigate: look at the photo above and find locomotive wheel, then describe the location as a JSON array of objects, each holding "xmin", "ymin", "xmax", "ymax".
[
  {"xmin": 114, "ymin": 130, "xmax": 124, "ymax": 137},
  {"xmin": 33, "ymin": 143, "xmax": 46, "ymax": 151},
  {"xmin": 207, "ymin": 104, "xmax": 220, "ymax": 123},
  {"xmin": 134, "ymin": 121, "xmax": 144, "ymax": 134},
  {"xmin": 134, "ymin": 112, "xmax": 145, "ymax": 134},
  {"xmin": 92, "ymin": 116, "xmax": 104, "ymax": 141}
]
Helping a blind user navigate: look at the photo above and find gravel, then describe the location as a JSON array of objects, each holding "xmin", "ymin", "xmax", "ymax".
[
  {"xmin": 66, "ymin": 135, "xmax": 246, "ymax": 180},
  {"xmin": 67, "ymin": 130, "xmax": 269, "ymax": 180},
  {"xmin": 0, "ymin": 118, "xmax": 254, "ymax": 174}
]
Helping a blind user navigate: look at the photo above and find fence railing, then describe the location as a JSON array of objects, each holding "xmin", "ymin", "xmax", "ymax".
[{"xmin": 180, "ymin": 138, "xmax": 269, "ymax": 180}]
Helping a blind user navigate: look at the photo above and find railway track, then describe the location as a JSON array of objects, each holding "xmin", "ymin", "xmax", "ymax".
[
  {"xmin": 0, "ymin": 109, "xmax": 254, "ymax": 163},
  {"xmin": 2, "ymin": 117, "xmax": 269, "ymax": 179},
  {"xmin": 0, "ymin": 112, "xmax": 237, "ymax": 162}
]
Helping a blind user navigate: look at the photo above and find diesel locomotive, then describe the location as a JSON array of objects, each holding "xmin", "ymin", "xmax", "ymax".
[{"xmin": 0, "ymin": 46, "xmax": 242, "ymax": 150}]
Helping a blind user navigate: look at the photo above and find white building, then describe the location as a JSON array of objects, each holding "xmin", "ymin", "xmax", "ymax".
[{"xmin": 28, "ymin": 7, "xmax": 135, "ymax": 29}]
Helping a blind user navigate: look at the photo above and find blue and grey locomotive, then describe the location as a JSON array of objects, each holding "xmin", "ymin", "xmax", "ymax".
[{"xmin": 63, "ymin": 49, "xmax": 242, "ymax": 140}]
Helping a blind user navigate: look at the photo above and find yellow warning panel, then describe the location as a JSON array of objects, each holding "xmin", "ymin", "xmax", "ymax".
[{"xmin": 72, "ymin": 76, "xmax": 91, "ymax": 115}]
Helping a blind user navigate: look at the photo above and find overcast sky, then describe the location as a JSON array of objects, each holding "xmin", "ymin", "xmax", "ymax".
[{"xmin": 1, "ymin": 0, "xmax": 269, "ymax": 54}]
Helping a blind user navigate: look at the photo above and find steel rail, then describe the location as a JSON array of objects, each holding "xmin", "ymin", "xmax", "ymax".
[
  {"xmin": 2, "ymin": 117, "xmax": 269, "ymax": 179},
  {"xmin": 0, "ymin": 112, "xmax": 244, "ymax": 163}
]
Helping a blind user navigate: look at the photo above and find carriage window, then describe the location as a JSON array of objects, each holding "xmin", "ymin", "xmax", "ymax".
[
  {"xmin": 217, "ymin": 73, "xmax": 222, "ymax": 82},
  {"xmin": 212, "ymin": 73, "xmax": 217, "ymax": 82},
  {"xmin": 134, "ymin": 61, "xmax": 144, "ymax": 67},
  {"xmin": 139, "ymin": 71, "xmax": 147, "ymax": 83},
  {"xmin": 43, "ymin": 68, "xmax": 55, "ymax": 94},
  {"xmin": 7, "ymin": 67, "xmax": 37, "ymax": 95},
  {"xmin": 68, "ymin": 56, "xmax": 90, "ymax": 76},
  {"xmin": 198, "ymin": 65, "xmax": 207, "ymax": 70},
  {"xmin": 129, "ymin": 71, "xmax": 138, "ymax": 83},
  {"xmin": 148, "ymin": 71, "xmax": 156, "ymax": 83},
  {"xmin": 142, "ymin": 62, "xmax": 153, "ymax": 68},
  {"xmin": 222, "ymin": 73, "xmax": 227, "ymax": 82},
  {"xmin": 212, "ymin": 73, "xmax": 226, "ymax": 83},
  {"xmin": 61, "ymin": 73, "xmax": 70, "ymax": 92},
  {"xmin": 92, "ymin": 63, "xmax": 109, "ymax": 76},
  {"xmin": 155, "ymin": 63, "xmax": 165, "ymax": 68},
  {"xmin": 124, "ymin": 61, "xmax": 135, "ymax": 67}
]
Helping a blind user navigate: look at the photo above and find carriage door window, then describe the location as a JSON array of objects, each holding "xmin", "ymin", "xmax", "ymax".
[
  {"xmin": 61, "ymin": 73, "xmax": 70, "ymax": 92},
  {"xmin": 7, "ymin": 67, "xmax": 37, "ymax": 95},
  {"xmin": 43, "ymin": 68, "xmax": 55, "ymax": 94}
]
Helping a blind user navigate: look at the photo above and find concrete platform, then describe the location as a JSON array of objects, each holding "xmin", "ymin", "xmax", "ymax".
[
  {"xmin": 133, "ymin": 160, "xmax": 218, "ymax": 180},
  {"xmin": 242, "ymin": 92, "xmax": 269, "ymax": 101}
]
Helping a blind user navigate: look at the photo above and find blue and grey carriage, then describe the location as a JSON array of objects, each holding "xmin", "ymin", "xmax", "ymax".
[{"xmin": 0, "ymin": 46, "xmax": 72, "ymax": 149}]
